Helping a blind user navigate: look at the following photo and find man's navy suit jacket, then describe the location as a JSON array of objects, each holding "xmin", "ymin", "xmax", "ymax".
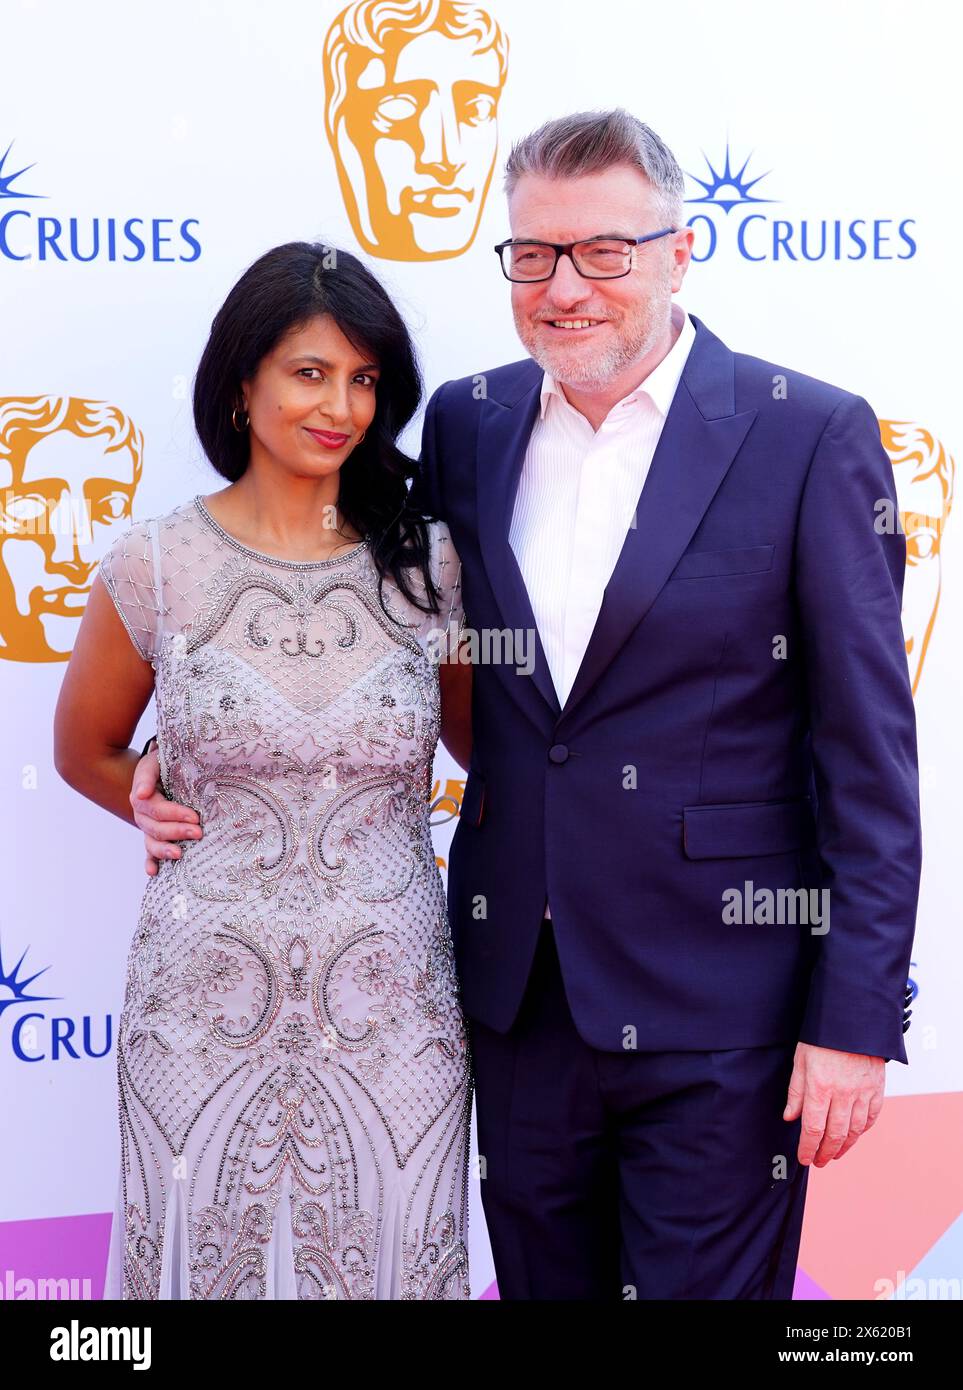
[{"xmin": 412, "ymin": 313, "xmax": 921, "ymax": 1064}]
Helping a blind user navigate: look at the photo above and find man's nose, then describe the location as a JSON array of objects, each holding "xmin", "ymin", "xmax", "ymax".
[{"xmin": 546, "ymin": 251, "xmax": 594, "ymax": 307}]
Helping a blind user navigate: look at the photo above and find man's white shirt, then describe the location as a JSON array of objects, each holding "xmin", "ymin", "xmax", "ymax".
[{"xmin": 507, "ymin": 300, "xmax": 696, "ymax": 918}]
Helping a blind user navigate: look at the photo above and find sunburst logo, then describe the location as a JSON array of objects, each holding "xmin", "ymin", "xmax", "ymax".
[
  {"xmin": 684, "ymin": 142, "xmax": 777, "ymax": 214},
  {"xmin": 0, "ymin": 139, "xmax": 44, "ymax": 201},
  {"xmin": 0, "ymin": 934, "xmax": 60, "ymax": 1018}
]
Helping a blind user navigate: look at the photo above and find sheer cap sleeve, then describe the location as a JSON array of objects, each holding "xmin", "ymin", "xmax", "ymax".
[
  {"xmin": 424, "ymin": 519, "xmax": 464, "ymax": 662},
  {"xmin": 98, "ymin": 517, "xmax": 163, "ymax": 665}
]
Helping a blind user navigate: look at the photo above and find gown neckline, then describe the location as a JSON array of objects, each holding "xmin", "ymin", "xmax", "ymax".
[{"xmin": 193, "ymin": 493, "xmax": 369, "ymax": 569}]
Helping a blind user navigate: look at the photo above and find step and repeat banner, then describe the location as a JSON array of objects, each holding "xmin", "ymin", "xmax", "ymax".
[{"xmin": 1, "ymin": 0, "xmax": 960, "ymax": 1301}]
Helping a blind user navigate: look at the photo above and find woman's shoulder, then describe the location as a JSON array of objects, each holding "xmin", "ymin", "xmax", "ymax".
[
  {"xmin": 420, "ymin": 517, "xmax": 462, "ymax": 631},
  {"xmin": 154, "ymin": 495, "xmax": 206, "ymax": 538},
  {"xmin": 422, "ymin": 515, "xmax": 460, "ymax": 578},
  {"xmin": 104, "ymin": 497, "xmax": 197, "ymax": 548},
  {"xmin": 374, "ymin": 515, "xmax": 462, "ymax": 634},
  {"xmin": 98, "ymin": 497, "xmax": 201, "ymax": 591}
]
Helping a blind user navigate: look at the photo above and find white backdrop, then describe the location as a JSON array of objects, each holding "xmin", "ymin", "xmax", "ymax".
[{"xmin": 1, "ymin": 0, "xmax": 960, "ymax": 1300}]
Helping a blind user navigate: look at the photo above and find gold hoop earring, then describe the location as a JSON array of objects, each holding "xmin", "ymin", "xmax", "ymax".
[
  {"xmin": 357, "ymin": 429, "xmax": 366, "ymax": 444},
  {"xmin": 231, "ymin": 406, "xmax": 249, "ymax": 431}
]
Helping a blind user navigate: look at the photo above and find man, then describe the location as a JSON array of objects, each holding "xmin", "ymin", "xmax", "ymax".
[{"xmin": 131, "ymin": 110, "xmax": 921, "ymax": 1299}]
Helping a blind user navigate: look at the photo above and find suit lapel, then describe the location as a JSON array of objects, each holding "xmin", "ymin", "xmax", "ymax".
[
  {"xmin": 472, "ymin": 316, "xmax": 758, "ymax": 730},
  {"xmin": 475, "ymin": 367, "xmax": 561, "ymax": 720}
]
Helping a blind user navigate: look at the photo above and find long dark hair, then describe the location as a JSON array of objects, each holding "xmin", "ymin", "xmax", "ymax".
[{"xmin": 193, "ymin": 240, "xmax": 439, "ymax": 617}]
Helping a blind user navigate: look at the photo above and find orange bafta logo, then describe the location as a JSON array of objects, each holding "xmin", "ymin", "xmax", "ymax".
[
  {"xmin": 0, "ymin": 396, "xmax": 143, "ymax": 663},
  {"xmin": 880, "ymin": 419, "xmax": 955, "ymax": 695},
  {"xmin": 323, "ymin": 1, "xmax": 509, "ymax": 262}
]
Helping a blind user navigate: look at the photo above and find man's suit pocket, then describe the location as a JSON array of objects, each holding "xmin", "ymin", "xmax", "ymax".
[
  {"xmin": 460, "ymin": 771, "xmax": 485, "ymax": 827},
  {"xmin": 668, "ymin": 544, "xmax": 775, "ymax": 580},
  {"xmin": 682, "ymin": 796, "xmax": 816, "ymax": 859}
]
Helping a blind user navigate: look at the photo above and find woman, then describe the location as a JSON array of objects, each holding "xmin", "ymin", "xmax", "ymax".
[{"xmin": 54, "ymin": 241, "xmax": 474, "ymax": 1300}]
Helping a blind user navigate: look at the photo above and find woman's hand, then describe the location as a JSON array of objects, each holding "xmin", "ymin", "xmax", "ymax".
[{"xmin": 130, "ymin": 744, "xmax": 203, "ymax": 876}]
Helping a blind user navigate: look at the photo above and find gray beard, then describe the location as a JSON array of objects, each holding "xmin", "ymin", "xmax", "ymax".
[{"xmin": 519, "ymin": 288, "xmax": 673, "ymax": 390}]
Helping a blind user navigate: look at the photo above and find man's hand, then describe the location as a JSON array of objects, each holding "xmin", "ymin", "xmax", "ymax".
[
  {"xmin": 130, "ymin": 744, "xmax": 202, "ymax": 876},
  {"xmin": 784, "ymin": 1042, "xmax": 885, "ymax": 1166}
]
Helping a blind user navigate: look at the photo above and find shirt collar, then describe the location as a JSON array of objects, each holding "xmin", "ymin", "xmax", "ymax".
[{"xmin": 538, "ymin": 300, "xmax": 695, "ymax": 422}]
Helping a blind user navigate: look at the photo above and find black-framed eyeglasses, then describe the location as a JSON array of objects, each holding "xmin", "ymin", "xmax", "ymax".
[{"xmin": 494, "ymin": 228, "xmax": 677, "ymax": 282}]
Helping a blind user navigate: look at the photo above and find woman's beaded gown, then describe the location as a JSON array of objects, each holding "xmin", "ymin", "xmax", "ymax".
[{"xmin": 98, "ymin": 495, "xmax": 471, "ymax": 1299}]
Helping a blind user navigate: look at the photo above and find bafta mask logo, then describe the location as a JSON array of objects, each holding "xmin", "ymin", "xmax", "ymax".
[
  {"xmin": 0, "ymin": 396, "xmax": 143, "ymax": 663},
  {"xmin": 324, "ymin": 0, "xmax": 509, "ymax": 261},
  {"xmin": 880, "ymin": 419, "xmax": 955, "ymax": 695}
]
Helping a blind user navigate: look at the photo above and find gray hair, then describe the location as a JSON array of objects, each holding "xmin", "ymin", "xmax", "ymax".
[{"xmin": 503, "ymin": 109, "xmax": 685, "ymax": 226}]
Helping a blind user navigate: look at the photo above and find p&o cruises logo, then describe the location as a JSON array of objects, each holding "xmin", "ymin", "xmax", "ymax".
[
  {"xmin": 0, "ymin": 138, "xmax": 201, "ymax": 263},
  {"xmin": 0, "ymin": 933, "xmax": 112, "ymax": 1062},
  {"xmin": 683, "ymin": 142, "xmax": 916, "ymax": 263}
]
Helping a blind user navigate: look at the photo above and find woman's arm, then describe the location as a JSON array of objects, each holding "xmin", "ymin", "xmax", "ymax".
[
  {"xmin": 54, "ymin": 573, "xmax": 160, "ymax": 823},
  {"xmin": 439, "ymin": 654, "xmax": 472, "ymax": 772},
  {"xmin": 55, "ymin": 574, "xmax": 204, "ymax": 875}
]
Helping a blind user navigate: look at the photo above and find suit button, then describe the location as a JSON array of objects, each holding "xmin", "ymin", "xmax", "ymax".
[{"xmin": 548, "ymin": 743, "xmax": 569, "ymax": 764}]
